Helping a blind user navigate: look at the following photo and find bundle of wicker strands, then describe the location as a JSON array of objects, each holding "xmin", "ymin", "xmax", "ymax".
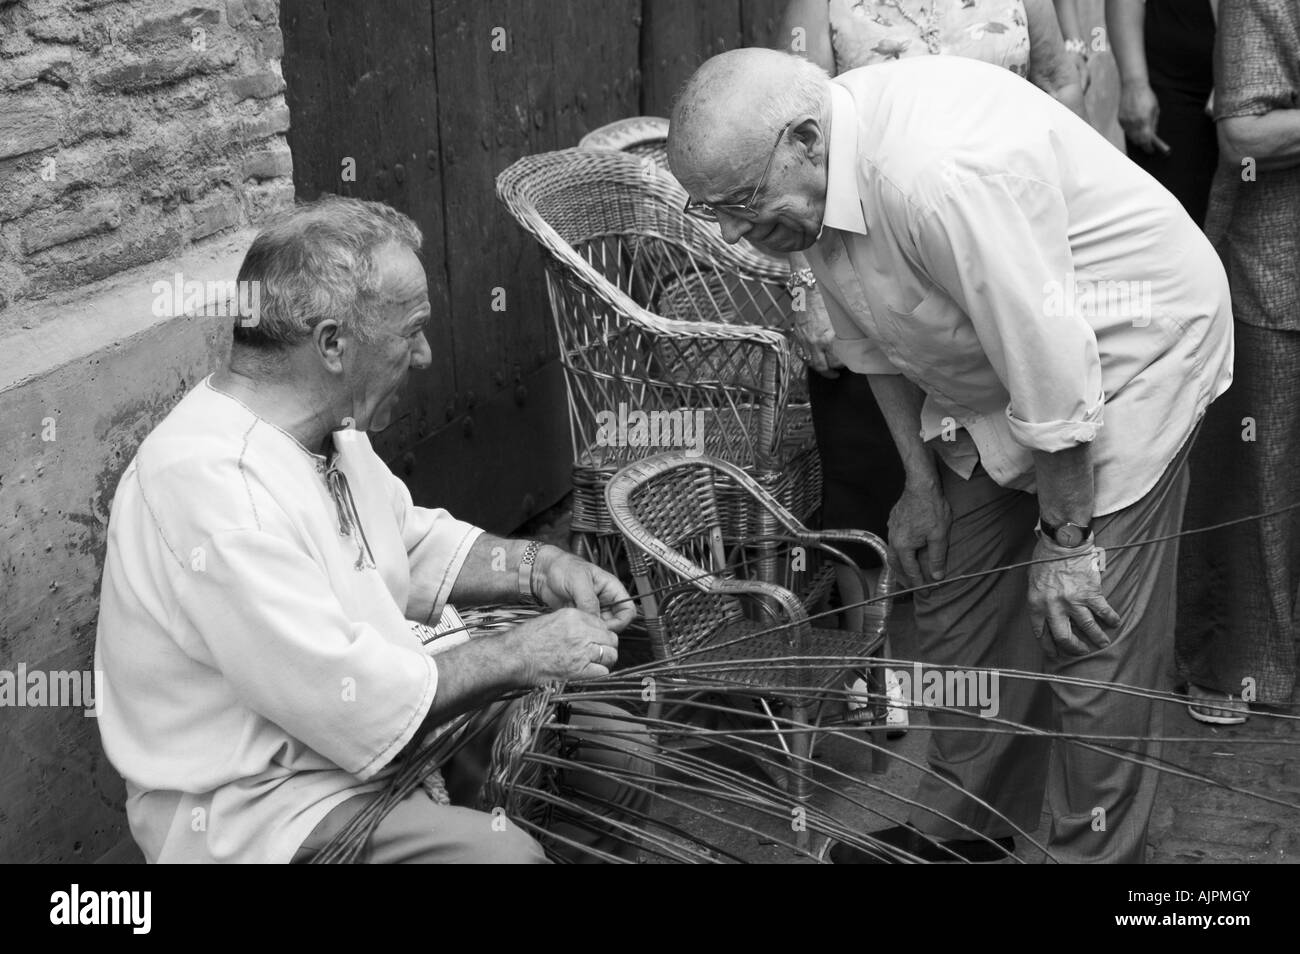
[{"xmin": 313, "ymin": 633, "xmax": 1300, "ymax": 863}]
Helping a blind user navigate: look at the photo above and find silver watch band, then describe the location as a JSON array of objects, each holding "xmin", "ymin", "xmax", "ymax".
[{"xmin": 518, "ymin": 540, "xmax": 543, "ymax": 603}]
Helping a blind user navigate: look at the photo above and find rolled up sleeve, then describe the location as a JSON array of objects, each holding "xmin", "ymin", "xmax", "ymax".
[
  {"xmin": 177, "ymin": 529, "xmax": 437, "ymax": 781},
  {"xmin": 914, "ymin": 173, "xmax": 1104, "ymax": 453}
]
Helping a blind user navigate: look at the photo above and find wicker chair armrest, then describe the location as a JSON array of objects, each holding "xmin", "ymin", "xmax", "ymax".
[
  {"xmin": 799, "ymin": 529, "xmax": 894, "ymax": 602},
  {"xmin": 705, "ymin": 577, "xmax": 812, "ymax": 636}
]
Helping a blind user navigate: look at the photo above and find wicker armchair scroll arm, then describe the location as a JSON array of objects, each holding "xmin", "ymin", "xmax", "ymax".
[{"xmin": 798, "ymin": 529, "xmax": 894, "ymax": 603}]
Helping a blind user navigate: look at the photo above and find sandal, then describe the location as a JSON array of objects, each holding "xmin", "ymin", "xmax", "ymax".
[{"xmin": 1186, "ymin": 683, "xmax": 1249, "ymax": 725}]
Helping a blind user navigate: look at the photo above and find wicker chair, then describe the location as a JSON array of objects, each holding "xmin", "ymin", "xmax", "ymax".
[
  {"xmin": 605, "ymin": 451, "xmax": 892, "ymax": 848},
  {"xmin": 577, "ymin": 115, "xmax": 671, "ymax": 168},
  {"xmin": 496, "ymin": 148, "xmax": 821, "ymax": 574}
]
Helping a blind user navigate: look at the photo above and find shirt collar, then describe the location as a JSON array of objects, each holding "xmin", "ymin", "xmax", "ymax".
[{"xmin": 820, "ymin": 80, "xmax": 868, "ymax": 237}]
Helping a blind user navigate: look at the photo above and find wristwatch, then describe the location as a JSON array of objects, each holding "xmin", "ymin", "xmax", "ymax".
[
  {"xmin": 784, "ymin": 268, "xmax": 816, "ymax": 295},
  {"xmin": 1039, "ymin": 517, "xmax": 1093, "ymax": 548},
  {"xmin": 518, "ymin": 540, "xmax": 544, "ymax": 604}
]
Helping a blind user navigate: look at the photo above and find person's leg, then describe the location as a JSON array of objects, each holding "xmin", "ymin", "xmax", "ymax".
[
  {"xmin": 906, "ymin": 460, "xmax": 1051, "ymax": 841},
  {"xmin": 808, "ymin": 369, "xmax": 905, "ymax": 554},
  {"xmin": 1179, "ymin": 325, "xmax": 1300, "ymax": 707},
  {"xmin": 1043, "ymin": 438, "xmax": 1194, "ymax": 863},
  {"xmin": 808, "ymin": 369, "xmax": 908, "ymax": 723},
  {"xmin": 291, "ymin": 790, "xmax": 549, "ymax": 864}
]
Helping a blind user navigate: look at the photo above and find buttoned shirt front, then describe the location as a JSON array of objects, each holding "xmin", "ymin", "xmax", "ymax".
[{"xmin": 804, "ymin": 56, "xmax": 1234, "ymax": 515}]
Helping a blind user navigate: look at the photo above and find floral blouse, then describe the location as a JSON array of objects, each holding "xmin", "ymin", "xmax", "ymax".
[{"xmin": 828, "ymin": 0, "xmax": 1031, "ymax": 77}]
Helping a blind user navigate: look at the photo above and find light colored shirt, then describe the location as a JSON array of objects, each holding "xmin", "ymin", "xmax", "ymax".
[
  {"xmin": 805, "ymin": 56, "xmax": 1234, "ymax": 515},
  {"xmin": 94, "ymin": 378, "xmax": 483, "ymax": 863}
]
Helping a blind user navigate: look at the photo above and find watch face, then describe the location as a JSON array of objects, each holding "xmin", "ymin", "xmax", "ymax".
[{"xmin": 1057, "ymin": 525, "xmax": 1086, "ymax": 547}]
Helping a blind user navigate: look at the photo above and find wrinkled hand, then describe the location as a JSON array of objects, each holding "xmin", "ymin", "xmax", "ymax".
[
  {"xmin": 1119, "ymin": 81, "xmax": 1170, "ymax": 155},
  {"xmin": 1027, "ymin": 536, "xmax": 1120, "ymax": 656},
  {"xmin": 791, "ymin": 288, "xmax": 844, "ymax": 378},
  {"xmin": 887, "ymin": 483, "xmax": 951, "ymax": 589},
  {"xmin": 505, "ymin": 607, "xmax": 620, "ymax": 684},
  {"xmin": 533, "ymin": 545, "xmax": 636, "ymax": 632}
]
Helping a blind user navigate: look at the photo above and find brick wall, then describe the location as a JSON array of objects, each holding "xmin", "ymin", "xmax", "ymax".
[{"xmin": 0, "ymin": 0, "xmax": 293, "ymax": 314}]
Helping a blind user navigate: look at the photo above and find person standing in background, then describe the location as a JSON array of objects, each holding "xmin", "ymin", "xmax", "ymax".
[
  {"xmin": 775, "ymin": 0, "xmax": 1086, "ymax": 728},
  {"xmin": 1175, "ymin": 0, "xmax": 1300, "ymax": 724},
  {"xmin": 1107, "ymin": 0, "xmax": 1219, "ymax": 226}
]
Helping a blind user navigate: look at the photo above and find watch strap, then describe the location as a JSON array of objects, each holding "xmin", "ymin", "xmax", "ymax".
[
  {"xmin": 1039, "ymin": 517, "xmax": 1093, "ymax": 547},
  {"xmin": 518, "ymin": 540, "xmax": 543, "ymax": 604}
]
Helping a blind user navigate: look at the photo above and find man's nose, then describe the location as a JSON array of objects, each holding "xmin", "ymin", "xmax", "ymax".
[
  {"xmin": 716, "ymin": 212, "xmax": 752, "ymax": 244},
  {"xmin": 410, "ymin": 332, "xmax": 432, "ymax": 371}
]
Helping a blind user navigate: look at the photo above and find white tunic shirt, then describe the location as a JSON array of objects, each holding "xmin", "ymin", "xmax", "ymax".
[
  {"xmin": 94, "ymin": 378, "xmax": 483, "ymax": 863},
  {"xmin": 805, "ymin": 56, "xmax": 1234, "ymax": 515}
]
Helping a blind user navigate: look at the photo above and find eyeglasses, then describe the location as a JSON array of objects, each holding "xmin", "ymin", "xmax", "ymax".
[{"xmin": 683, "ymin": 119, "xmax": 796, "ymax": 222}]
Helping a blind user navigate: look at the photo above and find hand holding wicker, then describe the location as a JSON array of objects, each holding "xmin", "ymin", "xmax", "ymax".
[
  {"xmin": 531, "ymin": 544, "xmax": 637, "ymax": 632},
  {"xmin": 502, "ymin": 606, "xmax": 620, "ymax": 684}
]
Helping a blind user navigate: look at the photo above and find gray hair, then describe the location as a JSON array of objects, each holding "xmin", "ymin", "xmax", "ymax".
[
  {"xmin": 756, "ymin": 55, "xmax": 831, "ymax": 138},
  {"xmin": 233, "ymin": 195, "xmax": 423, "ymax": 350}
]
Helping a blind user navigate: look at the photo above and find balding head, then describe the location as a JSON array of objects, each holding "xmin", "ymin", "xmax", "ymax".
[{"xmin": 668, "ymin": 49, "xmax": 833, "ymax": 253}]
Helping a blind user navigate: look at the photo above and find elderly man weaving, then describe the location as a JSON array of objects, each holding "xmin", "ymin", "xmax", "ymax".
[
  {"xmin": 669, "ymin": 49, "xmax": 1233, "ymax": 863},
  {"xmin": 94, "ymin": 196, "xmax": 649, "ymax": 864}
]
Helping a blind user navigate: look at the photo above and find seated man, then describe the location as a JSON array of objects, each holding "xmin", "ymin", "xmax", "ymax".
[{"xmin": 94, "ymin": 196, "xmax": 649, "ymax": 864}]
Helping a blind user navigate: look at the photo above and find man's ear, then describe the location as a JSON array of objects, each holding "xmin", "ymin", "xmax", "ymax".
[
  {"xmin": 313, "ymin": 319, "xmax": 346, "ymax": 374},
  {"xmin": 791, "ymin": 117, "xmax": 826, "ymax": 164}
]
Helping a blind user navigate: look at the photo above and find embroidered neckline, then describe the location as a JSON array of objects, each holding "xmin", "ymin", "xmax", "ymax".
[{"xmin": 203, "ymin": 375, "xmax": 376, "ymax": 569}]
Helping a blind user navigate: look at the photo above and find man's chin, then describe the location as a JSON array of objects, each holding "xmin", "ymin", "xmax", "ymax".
[
  {"xmin": 360, "ymin": 392, "xmax": 403, "ymax": 434},
  {"xmin": 751, "ymin": 228, "xmax": 815, "ymax": 254}
]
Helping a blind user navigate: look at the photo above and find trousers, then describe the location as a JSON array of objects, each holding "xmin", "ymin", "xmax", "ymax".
[
  {"xmin": 292, "ymin": 699, "xmax": 654, "ymax": 864},
  {"xmin": 906, "ymin": 437, "xmax": 1194, "ymax": 863}
]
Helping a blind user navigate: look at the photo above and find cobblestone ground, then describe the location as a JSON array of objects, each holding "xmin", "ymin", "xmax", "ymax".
[{"xmin": 523, "ymin": 504, "xmax": 1300, "ymax": 864}]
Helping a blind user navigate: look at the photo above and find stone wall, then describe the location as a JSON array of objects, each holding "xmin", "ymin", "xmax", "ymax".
[{"xmin": 0, "ymin": 0, "xmax": 292, "ymax": 315}]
